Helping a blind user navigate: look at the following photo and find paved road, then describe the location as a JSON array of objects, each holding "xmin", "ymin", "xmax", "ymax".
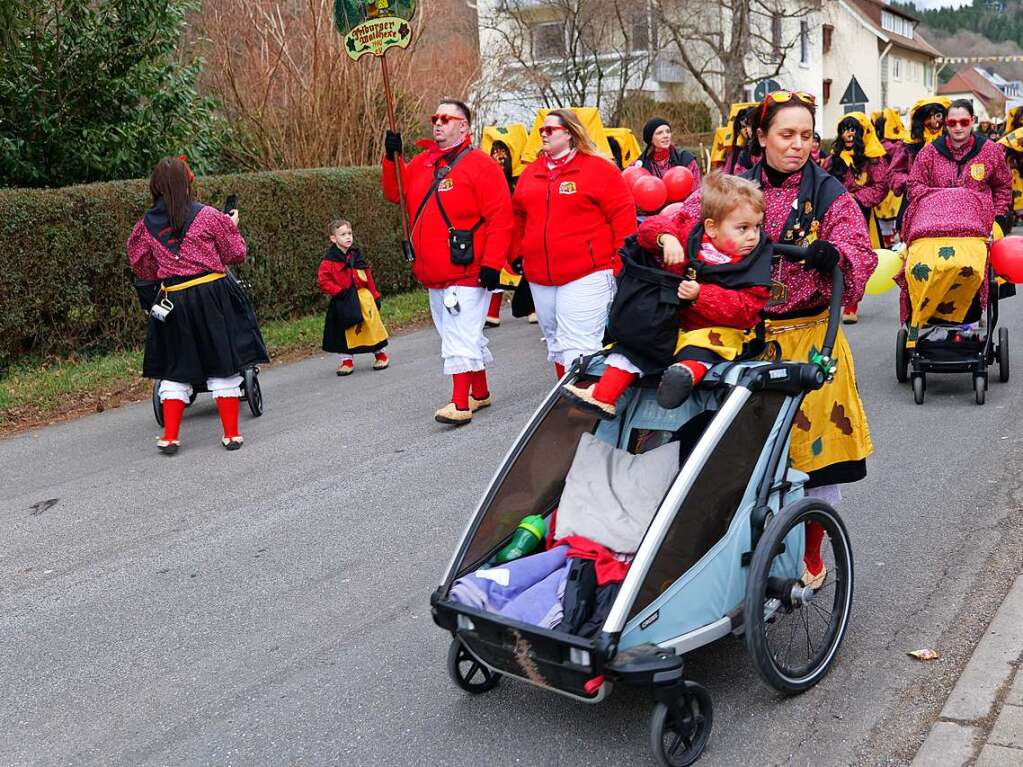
[{"xmin": 3, "ymin": 290, "xmax": 1023, "ymax": 767}]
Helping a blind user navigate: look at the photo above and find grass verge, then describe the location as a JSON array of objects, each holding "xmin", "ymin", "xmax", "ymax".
[{"xmin": 0, "ymin": 289, "xmax": 430, "ymax": 434}]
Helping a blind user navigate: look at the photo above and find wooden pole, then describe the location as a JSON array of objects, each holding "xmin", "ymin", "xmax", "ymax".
[{"xmin": 380, "ymin": 52, "xmax": 413, "ymax": 259}]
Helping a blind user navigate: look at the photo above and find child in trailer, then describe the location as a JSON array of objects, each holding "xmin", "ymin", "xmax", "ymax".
[
  {"xmin": 318, "ymin": 219, "xmax": 390, "ymax": 376},
  {"xmin": 564, "ymin": 174, "xmax": 773, "ymax": 418}
]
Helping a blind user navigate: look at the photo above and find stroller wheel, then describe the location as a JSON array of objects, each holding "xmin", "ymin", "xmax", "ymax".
[
  {"xmin": 447, "ymin": 638, "xmax": 500, "ymax": 694},
  {"xmin": 895, "ymin": 329, "xmax": 909, "ymax": 383},
  {"xmin": 244, "ymin": 368, "xmax": 264, "ymax": 417},
  {"xmin": 998, "ymin": 327, "xmax": 1009, "ymax": 383},
  {"xmin": 975, "ymin": 375, "xmax": 986, "ymax": 406},
  {"xmin": 152, "ymin": 381, "xmax": 164, "ymax": 426},
  {"xmin": 649, "ymin": 682, "xmax": 712, "ymax": 767},
  {"xmin": 912, "ymin": 375, "xmax": 925, "ymax": 405},
  {"xmin": 744, "ymin": 499, "xmax": 854, "ymax": 694}
]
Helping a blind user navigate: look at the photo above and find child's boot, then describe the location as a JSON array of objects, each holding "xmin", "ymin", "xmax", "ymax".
[
  {"xmin": 157, "ymin": 398, "xmax": 186, "ymax": 455},
  {"xmin": 337, "ymin": 357, "xmax": 354, "ymax": 376},
  {"xmin": 216, "ymin": 396, "xmax": 244, "ymax": 450},
  {"xmin": 657, "ymin": 361, "xmax": 707, "ymax": 409},
  {"xmin": 373, "ymin": 351, "xmax": 390, "ymax": 370},
  {"xmin": 563, "ymin": 365, "xmax": 636, "ymax": 420}
]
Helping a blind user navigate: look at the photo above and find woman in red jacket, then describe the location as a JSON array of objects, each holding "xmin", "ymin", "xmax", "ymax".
[{"xmin": 511, "ymin": 109, "xmax": 637, "ymax": 379}]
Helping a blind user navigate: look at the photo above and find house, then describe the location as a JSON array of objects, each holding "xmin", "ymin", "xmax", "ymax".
[
  {"xmin": 937, "ymin": 67, "xmax": 1007, "ymax": 123},
  {"xmin": 820, "ymin": 0, "xmax": 941, "ymax": 135}
]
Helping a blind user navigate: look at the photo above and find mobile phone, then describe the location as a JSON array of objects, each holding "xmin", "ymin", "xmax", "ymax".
[{"xmin": 223, "ymin": 193, "xmax": 238, "ymax": 213}]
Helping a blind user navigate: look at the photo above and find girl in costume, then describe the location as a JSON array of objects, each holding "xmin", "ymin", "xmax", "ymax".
[
  {"xmin": 318, "ymin": 218, "xmax": 390, "ymax": 375},
  {"xmin": 824, "ymin": 112, "xmax": 889, "ymax": 323},
  {"xmin": 998, "ymin": 126, "xmax": 1023, "ymax": 231},
  {"xmin": 127, "ymin": 156, "xmax": 269, "ymax": 454},
  {"xmin": 670, "ymin": 90, "xmax": 876, "ymax": 589},
  {"xmin": 633, "ymin": 117, "xmax": 702, "ymax": 186},
  {"xmin": 511, "ymin": 109, "xmax": 636, "ymax": 380}
]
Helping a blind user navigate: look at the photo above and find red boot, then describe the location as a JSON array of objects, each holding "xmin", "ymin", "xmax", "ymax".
[
  {"xmin": 158, "ymin": 399, "xmax": 186, "ymax": 455},
  {"xmin": 216, "ymin": 396, "xmax": 244, "ymax": 450},
  {"xmin": 435, "ymin": 372, "xmax": 473, "ymax": 426},
  {"xmin": 485, "ymin": 292, "xmax": 503, "ymax": 327},
  {"xmin": 469, "ymin": 369, "xmax": 491, "ymax": 412},
  {"xmin": 802, "ymin": 521, "xmax": 828, "ymax": 589}
]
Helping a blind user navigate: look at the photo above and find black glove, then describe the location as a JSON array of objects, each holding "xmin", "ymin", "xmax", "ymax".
[
  {"xmin": 802, "ymin": 240, "xmax": 841, "ymax": 275},
  {"xmin": 375, "ymin": 297, "xmax": 382, "ymax": 310},
  {"xmin": 384, "ymin": 130, "xmax": 403, "ymax": 160},
  {"xmin": 478, "ymin": 266, "xmax": 501, "ymax": 291},
  {"xmin": 511, "ymin": 256, "xmax": 523, "ymax": 275}
]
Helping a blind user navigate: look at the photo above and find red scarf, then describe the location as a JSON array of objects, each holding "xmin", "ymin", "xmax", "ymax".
[
  {"xmin": 544, "ymin": 148, "xmax": 577, "ymax": 181},
  {"xmin": 653, "ymin": 147, "xmax": 670, "ymax": 163},
  {"xmin": 420, "ymin": 135, "xmax": 472, "ymax": 169}
]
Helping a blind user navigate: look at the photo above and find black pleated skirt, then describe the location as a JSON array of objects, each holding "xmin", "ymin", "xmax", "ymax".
[{"xmin": 142, "ymin": 274, "xmax": 269, "ymax": 383}]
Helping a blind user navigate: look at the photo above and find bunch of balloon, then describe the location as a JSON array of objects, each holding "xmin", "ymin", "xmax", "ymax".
[{"xmin": 864, "ymin": 248, "xmax": 903, "ymax": 295}]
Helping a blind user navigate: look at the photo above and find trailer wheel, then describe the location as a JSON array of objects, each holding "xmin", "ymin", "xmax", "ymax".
[
  {"xmin": 896, "ymin": 329, "xmax": 909, "ymax": 383},
  {"xmin": 649, "ymin": 681, "xmax": 712, "ymax": 767},
  {"xmin": 912, "ymin": 374, "xmax": 925, "ymax": 405},
  {"xmin": 447, "ymin": 638, "xmax": 500, "ymax": 694},
  {"xmin": 998, "ymin": 327, "xmax": 1009, "ymax": 383}
]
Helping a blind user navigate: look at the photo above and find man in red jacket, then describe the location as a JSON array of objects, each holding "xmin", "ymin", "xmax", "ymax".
[{"xmin": 382, "ymin": 99, "xmax": 513, "ymax": 426}]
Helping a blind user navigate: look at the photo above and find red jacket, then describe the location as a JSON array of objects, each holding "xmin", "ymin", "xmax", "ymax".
[
  {"xmin": 512, "ymin": 152, "xmax": 636, "ymax": 286},
  {"xmin": 381, "ymin": 138, "xmax": 512, "ymax": 289},
  {"xmin": 637, "ymin": 212, "xmax": 770, "ymax": 330},
  {"xmin": 317, "ymin": 245, "xmax": 380, "ymax": 299}
]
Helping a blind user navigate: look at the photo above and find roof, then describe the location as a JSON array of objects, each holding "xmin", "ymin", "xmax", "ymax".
[
  {"xmin": 938, "ymin": 68, "xmax": 1008, "ymax": 114},
  {"xmin": 844, "ymin": 0, "xmax": 942, "ymax": 59}
]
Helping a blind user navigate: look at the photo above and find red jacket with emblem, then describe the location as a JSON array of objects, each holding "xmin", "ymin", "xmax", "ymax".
[
  {"xmin": 512, "ymin": 152, "xmax": 636, "ymax": 286},
  {"xmin": 381, "ymin": 138, "xmax": 513, "ymax": 289}
]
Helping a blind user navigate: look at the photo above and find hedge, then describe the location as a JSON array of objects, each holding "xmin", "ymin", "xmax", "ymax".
[{"xmin": 0, "ymin": 167, "xmax": 414, "ymax": 368}]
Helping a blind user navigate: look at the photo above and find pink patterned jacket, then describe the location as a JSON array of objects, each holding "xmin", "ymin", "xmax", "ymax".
[{"xmin": 128, "ymin": 205, "xmax": 247, "ymax": 281}]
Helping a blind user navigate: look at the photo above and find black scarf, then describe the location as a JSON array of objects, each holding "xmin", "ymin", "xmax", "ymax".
[
  {"xmin": 683, "ymin": 223, "xmax": 774, "ymax": 289},
  {"xmin": 143, "ymin": 198, "xmax": 204, "ymax": 256},
  {"xmin": 743, "ymin": 160, "xmax": 845, "ymax": 245},
  {"xmin": 323, "ymin": 243, "xmax": 369, "ymax": 269}
]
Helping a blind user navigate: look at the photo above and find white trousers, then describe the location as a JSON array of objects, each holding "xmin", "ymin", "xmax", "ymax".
[
  {"xmin": 159, "ymin": 375, "xmax": 242, "ymax": 402},
  {"xmin": 530, "ymin": 270, "xmax": 616, "ymax": 367},
  {"xmin": 428, "ymin": 286, "xmax": 493, "ymax": 375}
]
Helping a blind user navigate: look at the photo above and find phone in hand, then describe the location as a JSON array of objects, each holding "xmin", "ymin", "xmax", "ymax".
[{"xmin": 223, "ymin": 193, "xmax": 238, "ymax": 214}]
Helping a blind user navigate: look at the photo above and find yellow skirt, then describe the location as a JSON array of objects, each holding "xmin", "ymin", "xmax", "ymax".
[
  {"xmin": 765, "ymin": 312, "xmax": 873, "ymax": 475},
  {"xmin": 345, "ymin": 287, "xmax": 389, "ymax": 349},
  {"xmin": 674, "ymin": 326, "xmax": 747, "ymax": 360},
  {"xmin": 904, "ymin": 237, "xmax": 987, "ymax": 333}
]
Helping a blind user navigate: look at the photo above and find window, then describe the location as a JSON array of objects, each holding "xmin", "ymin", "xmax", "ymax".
[
  {"xmin": 822, "ymin": 24, "xmax": 834, "ymax": 53},
  {"xmin": 630, "ymin": 8, "xmax": 656, "ymax": 52},
  {"xmin": 924, "ymin": 64, "xmax": 934, "ymax": 88},
  {"xmin": 532, "ymin": 21, "xmax": 565, "ymax": 60},
  {"xmin": 800, "ymin": 20, "xmax": 810, "ymax": 65},
  {"xmin": 881, "ymin": 10, "xmax": 914, "ymax": 39},
  {"xmin": 892, "ymin": 56, "xmax": 902, "ymax": 81},
  {"xmin": 823, "ymin": 78, "xmax": 832, "ymax": 103},
  {"xmin": 771, "ymin": 13, "xmax": 782, "ymax": 62}
]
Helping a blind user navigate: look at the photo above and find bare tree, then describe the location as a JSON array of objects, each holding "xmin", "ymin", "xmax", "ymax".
[
  {"xmin": 655, "ymin": 0, "xmax": 817, "ymax": 123},
  {"xmin": 478, "ymin": 0, "xmax": 660, "ymax": 125}
]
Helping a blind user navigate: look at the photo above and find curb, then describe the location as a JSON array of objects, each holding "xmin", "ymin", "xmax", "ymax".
[{"xmin": 911, "ymin": 573, "xmax": 1023, "ymax": 766}]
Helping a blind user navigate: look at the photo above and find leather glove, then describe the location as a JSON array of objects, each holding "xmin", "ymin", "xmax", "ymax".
[
  {"xmin": 511, "ymin": 256, "xmax": 523, "ymax": 275},
  {"xmin": 478, "ymin": 266, "xmax": 502, "ymax": 291},
  {"xmin": 802, "ymin": 240, "xmax": 841, "ymax": 275},
  {"xmin": 384, "ymin": 130, "xmax": 403, "ymax": 160}
]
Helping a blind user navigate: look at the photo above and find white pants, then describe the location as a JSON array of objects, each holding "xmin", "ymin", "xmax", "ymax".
[
  {"xmin": 530, "ymin": 270, "xmax": 616, "ymax": 367},
  {"xmin": 428, "ymin": 286, "xmax": 493, "ymax": 374},
  {"xmin": 159, "ymin": 375, "xmax": 242, "ymax": 402}
]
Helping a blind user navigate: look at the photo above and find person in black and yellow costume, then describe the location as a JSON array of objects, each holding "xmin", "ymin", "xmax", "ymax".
[
  {"xmin": 1000, "ymin": 126, "xmax": 1023, "ymax": 232},
  {"xmin": 710, "ymin": 102, "xmax": 758, "ymax": 175},
  {"xmin": 872, "ymin": 108, "xmax": 909, "ymax": 248},
  {"xmin": 127, "ymin": 156, "xmax": 269, "ymax": 454},
  {"xmin": 318, "ymin": 218, "xmax": 389, "ymax": 375},
  {"xmin": 890, "ymin": 97, "xmax": 950, "ymax": 238}
]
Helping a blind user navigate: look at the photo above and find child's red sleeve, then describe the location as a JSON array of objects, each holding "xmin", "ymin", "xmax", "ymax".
[
  {"xmin": 317, "ymin": 260, "xmax": 347, "ymax": 297},
  {"xmin": 685, "ymin": 285, "xmax": 771, "ymax": 329},
  {"xmin": 636, "ymin": 211, "xmax": 696, "ymax": 254}
]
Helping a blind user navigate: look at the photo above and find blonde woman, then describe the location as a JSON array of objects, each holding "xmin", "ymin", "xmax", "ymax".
[{"xmin": 511, "ymin": 109, "xmax": 636, "ymax": 379}]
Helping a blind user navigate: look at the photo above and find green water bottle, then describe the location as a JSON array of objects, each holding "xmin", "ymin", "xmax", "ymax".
[{"xmin": 493, "ymin": 515, "xmax": 547, "ymax": 564}]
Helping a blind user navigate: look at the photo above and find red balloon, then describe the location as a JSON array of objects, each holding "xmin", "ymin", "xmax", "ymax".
[
  {"xmin": 622, "ymin": 165, "xmax": 649, "ymax": 186},
  {"xmin": 661, "ymin": 202, "xmax": 685, "ymax": 219},
  {"xmin": 632, "ymin": 176, "xmax": 667, "ymax": 212},
  {"xmin": 662, "ymin": 166, "xmax": 695, "ymax": 202},
  {"xmin": 991, "ymin": 236, "xmax": 1023, "ymax": 283}
]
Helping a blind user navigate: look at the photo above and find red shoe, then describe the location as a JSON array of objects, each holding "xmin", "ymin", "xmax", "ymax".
[
  {"xmin": 373, "ymin": 352, "xmax": 390, "ymax": 370},
  {"xmin": 337, "ymin": 359, "xmax": 354, "ymax": 376}
]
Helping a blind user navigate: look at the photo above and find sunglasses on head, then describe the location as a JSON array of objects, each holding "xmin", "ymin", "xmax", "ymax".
[
  {"xmin": 945, "ymin": 118, "xmax": 973, "ymax": 128},
  {"xmin": 760, "ymin": 90, "xmax": 816, "ymax": 120},
  {"xmin": 539, "ymin": 125, "xmax": 568, "ymax": 137},
  {"xmin": 430, "ymin": 113, "xmax": 467, "ymax": 126}
]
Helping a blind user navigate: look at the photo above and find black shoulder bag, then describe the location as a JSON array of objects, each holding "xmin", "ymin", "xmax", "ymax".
[{"xmin": 406, "ymin": 145, "xmax": 475, "ymax": 264}]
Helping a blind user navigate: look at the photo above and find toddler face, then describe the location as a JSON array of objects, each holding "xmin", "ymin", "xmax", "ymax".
[
  {"xmin": 707, "ymin": 204, "xmax": 762, "ymax": 257},
  {"xmin": 331, "ymin": 224, "xmax": 354, "ymax": 251}
]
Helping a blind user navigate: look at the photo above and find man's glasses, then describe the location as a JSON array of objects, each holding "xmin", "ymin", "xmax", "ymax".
[
  {"xmin": 945, "ymin": 118, "xmax": 974, "ymax": 128},
  {"xmin": 430, "ymin": 114, "xmax": 467, "ymax": 126},
  {"xmin": 539, "ymin": 125, "xmax": 568, "ymax": 137},
  {"xmin": 760, "ymin": 90, "xmax": 816, "ymax": 119}
]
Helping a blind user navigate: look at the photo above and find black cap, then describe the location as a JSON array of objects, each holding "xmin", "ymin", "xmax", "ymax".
[{"xmin": 643, "ymin": 117, "xmax": 670, "ymax": 145}]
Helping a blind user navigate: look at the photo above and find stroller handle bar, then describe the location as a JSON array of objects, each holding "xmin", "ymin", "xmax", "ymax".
[{"xmin": 771, "ymin": 244, "xmax": 843, "ymax": 361}]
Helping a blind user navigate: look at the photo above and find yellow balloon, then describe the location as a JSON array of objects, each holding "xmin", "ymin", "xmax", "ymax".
[{"xmin": 866, "ymin": 248, "xmax": 901, "ymax": 295}]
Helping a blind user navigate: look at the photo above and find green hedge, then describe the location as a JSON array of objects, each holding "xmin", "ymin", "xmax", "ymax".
[{"xmin": 0, "ymin": 167, "xmax": 415, "ymax": 368}]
